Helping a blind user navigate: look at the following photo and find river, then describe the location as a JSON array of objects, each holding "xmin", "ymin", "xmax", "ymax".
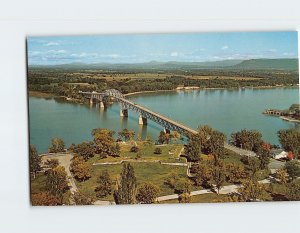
[{"xmin": 29, "ymin": 87, "xmax": 300, "ymax": 153}]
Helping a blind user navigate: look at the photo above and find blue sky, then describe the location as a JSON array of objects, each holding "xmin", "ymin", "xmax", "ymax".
[{"xmin": 27, "ymin": 32, "xmax": 298, "ymax": 65}]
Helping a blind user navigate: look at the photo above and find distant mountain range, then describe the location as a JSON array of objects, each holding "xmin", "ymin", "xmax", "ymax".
[{"xmin": 29, "ymin": 58, "xmax": 299, "ymax": 71}]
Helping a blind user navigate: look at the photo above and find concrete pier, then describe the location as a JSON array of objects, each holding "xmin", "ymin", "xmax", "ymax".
[
  {"xmin": 120, "ymin": 109, "xmax": 128, "ymax": 117},
  {"xmin": 164, "ymin": 128, "xmax": 171, "ymax": 134},
  {"xmin": 99, "ymin": 101, "xmax": 105, "ymax": 108},
  {"xmin": 138, "ymin": 115, "xmax": 147, "ymax": 125},
  {"xmin": 89, "ymin": 97, "xmax": 93, "ymax": 105}
]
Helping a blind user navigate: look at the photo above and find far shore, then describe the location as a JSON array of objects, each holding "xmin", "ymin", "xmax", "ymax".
[{"xmin": 29, "ymin": 84, "xmax": 299, "ymax": 99}]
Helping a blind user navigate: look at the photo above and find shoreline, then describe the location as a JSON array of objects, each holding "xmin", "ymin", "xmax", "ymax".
[
  {"xmin": 280, "ymin": 116, "xmax": 300, "ymax": 123},
  {"xmin": 29, "ymin": 84, "xmax": 299, "ymax": 99}
]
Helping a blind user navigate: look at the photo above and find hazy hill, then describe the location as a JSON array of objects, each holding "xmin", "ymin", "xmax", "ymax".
[{"xmin": 29, "ymin": 58, "xmax": 298, "ymax": 71}]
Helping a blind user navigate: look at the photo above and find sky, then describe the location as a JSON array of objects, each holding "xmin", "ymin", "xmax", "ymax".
[{"xmin": 27, "ymin": 32, "xmax": 298, "ymax": 65}]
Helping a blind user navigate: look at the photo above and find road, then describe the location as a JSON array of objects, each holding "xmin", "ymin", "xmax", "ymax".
[
  {"xmin": 41, "ymin": 153, "xmax": 78, "ymax": 194},
  {"xmin": 156, "ymin": 178, "xmax": 270, "ymax": 202}
]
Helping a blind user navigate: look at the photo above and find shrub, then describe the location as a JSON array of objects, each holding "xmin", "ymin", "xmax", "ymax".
[
  {"xmin": 130, "ymin": 146, "xmax": 139, "ymax": 153},
  {"xmin": 154, "ymin": 147, "xmax": 162, "ymax": 154}
]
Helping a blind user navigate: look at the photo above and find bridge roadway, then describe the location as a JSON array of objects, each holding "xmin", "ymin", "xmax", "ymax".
[{"xmin": 79, "ymin": 90, "xmax": 256, "ymax": 157}]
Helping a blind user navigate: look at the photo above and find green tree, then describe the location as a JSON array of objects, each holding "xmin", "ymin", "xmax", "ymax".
[
  {"xmin": 114, "ymin": 163, "xmax": 137, "ymax": 204},
  {"xmin": 30, "ymin": 145, "xmax": 41, "ymax": 179},
  {"xmin": 31, "ymin": 192, "xmax": 62, "ymax": 206},
  {"xmin": 178, "ymin": 193, "xmax": 191, "ymax": 203},
  {"xmin": 71, "ymin": 141, "xmax": 95, "ymax": 161},
  {"xmin": 92, "ymin": 128, "xmax": 120, "ymax": 158},
  {"xmin": 45, "ymin": 159, "xmax": 59, "ymax": 169},
  {"xmin": 70, "ymin": 156, "xmax": 91, "ymax": 182},
  {"xmin": 275, "ymin": 168, "xmax": 288, "ymax": 184},
  {"xmin": 136, "ymin": 182, "xmax": 160, "ymax": 204},
  {"xmin": 95, "ymin": 170, "xmax": 112, "ymax": 198},
  {"xmin": 231, "ymin": 129, "xmax": 263, "ymax": 152},
  {"xmin": 213, "ymin": 165, "xmax": 226, "ymax": 194},
  {"xmin": 49, "ymin": 137, "xmax": 65, "ymax": 153},
  {"xmin": 72, "ymin": 192, "xmax": 95, "ymax": 205},
  {"xmin": 285, "ymin": 180, "xmax": 300, "ymax": 201},
  {"xmin": 170, "ymin": 131, "xmax": 181, "ymax": 144},
  {"xmin": 174, "ymin": 178, "xmax": 192, "ymax": 194},
  {"xmin": 278, "ymin": 129, "xmax": 300, "ymax": 158},
  {"xmin": 238, "ymin": 179, "xmax": 268, "ymax": 201},
  {"xmin": 118, "ymin": 128, "xmax": 135, "ymax": 141},
  {"xmin": 190, "ymin": 162, "xmax": 213, "ymax": 187},
  {"xmin": 185, "ymin": 133, "xmax": 201, "ymax": 162},
  {"xmin": 158, "ymin": 131, "xmax": 170, "ymax": 144},
  {"xmin": 284, "ymin": 160, "xmax": 300, "ymax": 181},
  {"xmin": 46, "ymin": 166, "xmax": 69, "ymax": 201},
  {"xmin": 154, "ymin": 147, "xmax": 162, "ymax": 154}
]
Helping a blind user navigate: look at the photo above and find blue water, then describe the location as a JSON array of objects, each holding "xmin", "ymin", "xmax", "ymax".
[{"xmin": 29, "ymin": 87, "xmax": 300, "ymax": 153}]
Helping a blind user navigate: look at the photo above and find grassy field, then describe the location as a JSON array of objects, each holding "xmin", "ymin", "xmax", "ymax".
[
  {"xmin": 76, "ymin": 162, "xmax": 187, "ymax": 201},
  {"xmin": 93, "ymin": 143, "xmax": 184, "ymax": 163}
]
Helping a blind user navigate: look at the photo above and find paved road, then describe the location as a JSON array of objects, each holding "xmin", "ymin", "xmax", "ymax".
[
  {"xmin": 41, "ymin": 153, "xmax": 78, "ymax": 194},
  {"xmin": 156, "ymin": 179, "xmax": 270, "ymax": 202}
]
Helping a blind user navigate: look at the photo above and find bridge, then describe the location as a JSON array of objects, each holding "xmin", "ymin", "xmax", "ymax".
[{"xmin": 79, "ymin": 89, "xmax": 256, "ymax": 157}]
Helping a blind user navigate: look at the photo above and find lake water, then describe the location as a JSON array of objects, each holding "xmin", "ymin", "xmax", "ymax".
[{"xmin": 29, "ymin": 87, "xmax": 300, "ymax": 153}]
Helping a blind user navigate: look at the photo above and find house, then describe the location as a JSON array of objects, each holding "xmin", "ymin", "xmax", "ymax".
[{"xmin": 271, "ymin": 149, "xmax": 288, "ymax": 160}]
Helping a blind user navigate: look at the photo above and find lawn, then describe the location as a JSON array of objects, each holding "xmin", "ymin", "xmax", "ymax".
[
  {"xmin": 76, "ymin": 161, "xmax": 187, "ymax": 201},
  {"xmin": 92, "ymin": 143, "xmax": 184, "ymax": 164},
  {"xmin": 159, "ymin": 193, "xmax": 229, "ymax": 204},
  {"xmin": 30, "ymin": 173, "xmax": 71, "ymax": 204}
]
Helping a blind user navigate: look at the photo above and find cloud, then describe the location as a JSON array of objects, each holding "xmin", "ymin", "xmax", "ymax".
[
  {"xmin": 170, "ymin": 52, "xmax": 178, "ymax": 57},
  {"xmin": 221, "ymin": 45, "xmax": 229, "ymax": 50},
  {"xmin": 44, "ymin": 42, "xmax": 60, "ymax": 46},
  {"xmin": 47, "ymin": 50, "xmax": 66, "ymax": 54}
]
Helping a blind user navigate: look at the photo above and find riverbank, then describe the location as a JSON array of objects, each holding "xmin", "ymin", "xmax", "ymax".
[{"xmin": 280, "ymin": 116, "xmax": 300, "ymax": 123}]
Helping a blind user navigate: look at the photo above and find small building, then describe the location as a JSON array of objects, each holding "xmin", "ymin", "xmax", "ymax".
[{"xmin": 271, "ymin": 149, "xmax": 288, "ymax": 160}]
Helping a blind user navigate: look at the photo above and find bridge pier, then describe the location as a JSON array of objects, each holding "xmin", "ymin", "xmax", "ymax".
[
  {"xmin": 164, "ymin": 128, "xmax": 171, "ymax": 134},
  {"xmin": 138, "ymin": 115, "xmax": 147, "ymax": 125},
  {"xmin": 99, "ymin": 101, "xmax": 105, "ymax": 108},
  {"xmin": 89, "ymin": 97, "xmax": 93, "ymax": 105},
  {"xmin": 120, "ymin": 109, "xmax": 128, "ymax": 117}
]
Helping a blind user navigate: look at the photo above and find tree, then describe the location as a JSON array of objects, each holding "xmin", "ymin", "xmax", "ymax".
[
  {"xmin": 30, "ymin": 145, "xmax": 41, "ymax": 179},
  {"xmin": 158, "ymin": 131, "xmax": 170, "ymax": 144},
  {"xmin": 45, "ymin": 159, "xmax": 59, "ymax": 169},
  {"xmin": 144, "ymin": 135, "xmax": 153, "ymax": 146},
  {"xmin": 46, "ymin": 166, "xmax": 69, "ymax": 201},
  {"xmin": 95, "ymin": 170, "xmax": 112, "ymax": 198},
  {"xmin": 213, "ymin": 165, "xmax": 226, "ymax": 194},
  {"xmin": 275, "ymin": 168, "xmax": 288, "ymax": 185},
  {"xmin": 92, "ymin": 128, "xmax": 120, "ymax": 158},
  {"xmin": 224, "ymin": 162, "xmax": 246, "ymax": 183},
  {"xmin": 70, "ymin": 156, "xmax": 91, "ymax": 182},
  {"xmin": 72, "ymin": 192, "xmax": 94, "ymax": 205},
  {"xmin": 154, "ymin": 147, "xmax": 162, "ymax": 154},
  {"xmin": 257, "ymin": 147, "xmax": 270, "ymax": 170},
  {"xmin": 231, "ymin": 129, "xmax": 263, "ymax": 152},
  {"xmin": 170, "ymin": 131, "xmax": 181, "ymax": 144},
  {"xmin": 278, "ymin": 129, "xmax": 300, "ymax": 158},
  {"xmin": 49, "ymin": 137, "xmax": 65, "ymax": 153},
  {"xmin": 174, "ymin": 178, "xmax": 192, "ymax": 194},
  {"xmin": 71, "ymin": 141, "xmax": 95, "ymax": 161},
  {"xmin": 114, "ymin": 163, "xmax": 137, "ymax": 204},
  {"xmin": 136, "ymin": 182, "xmax": 160, "ymax": 204},
  {"xmin": 185, "ymin": 133, "xmax": 201, "ymax": 162},
  {"xmin": 238, "ymin": 179, "xmax": 268, "ymax": 201},
  {"xmin": 31, "ymin": 192, "xmax": 62, "ymax": 206},
  {"xmin": 284, "ymin": 160, "xmax": 300, "ymax": 181},
  {"xmin": 164, "ymin": 172, "xmax": 180, "ymax": 189},
  {"xmin": 285, "ymin": 180, "xmax": 300, "ymax": 201},
  {"xmin": 178, "ymin": 193, "xmax": 191, "ymax": 203},
  {"xmin": 118, "ymin": 128, "xmax": 135, "ymax": 141},
  {"xmin": 241, "ymin": 156, "xmax": 260, "ymax": 178},
  {"xmin": 190, "ymin": 162, "xmax": 213, "ymax": 187}
]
